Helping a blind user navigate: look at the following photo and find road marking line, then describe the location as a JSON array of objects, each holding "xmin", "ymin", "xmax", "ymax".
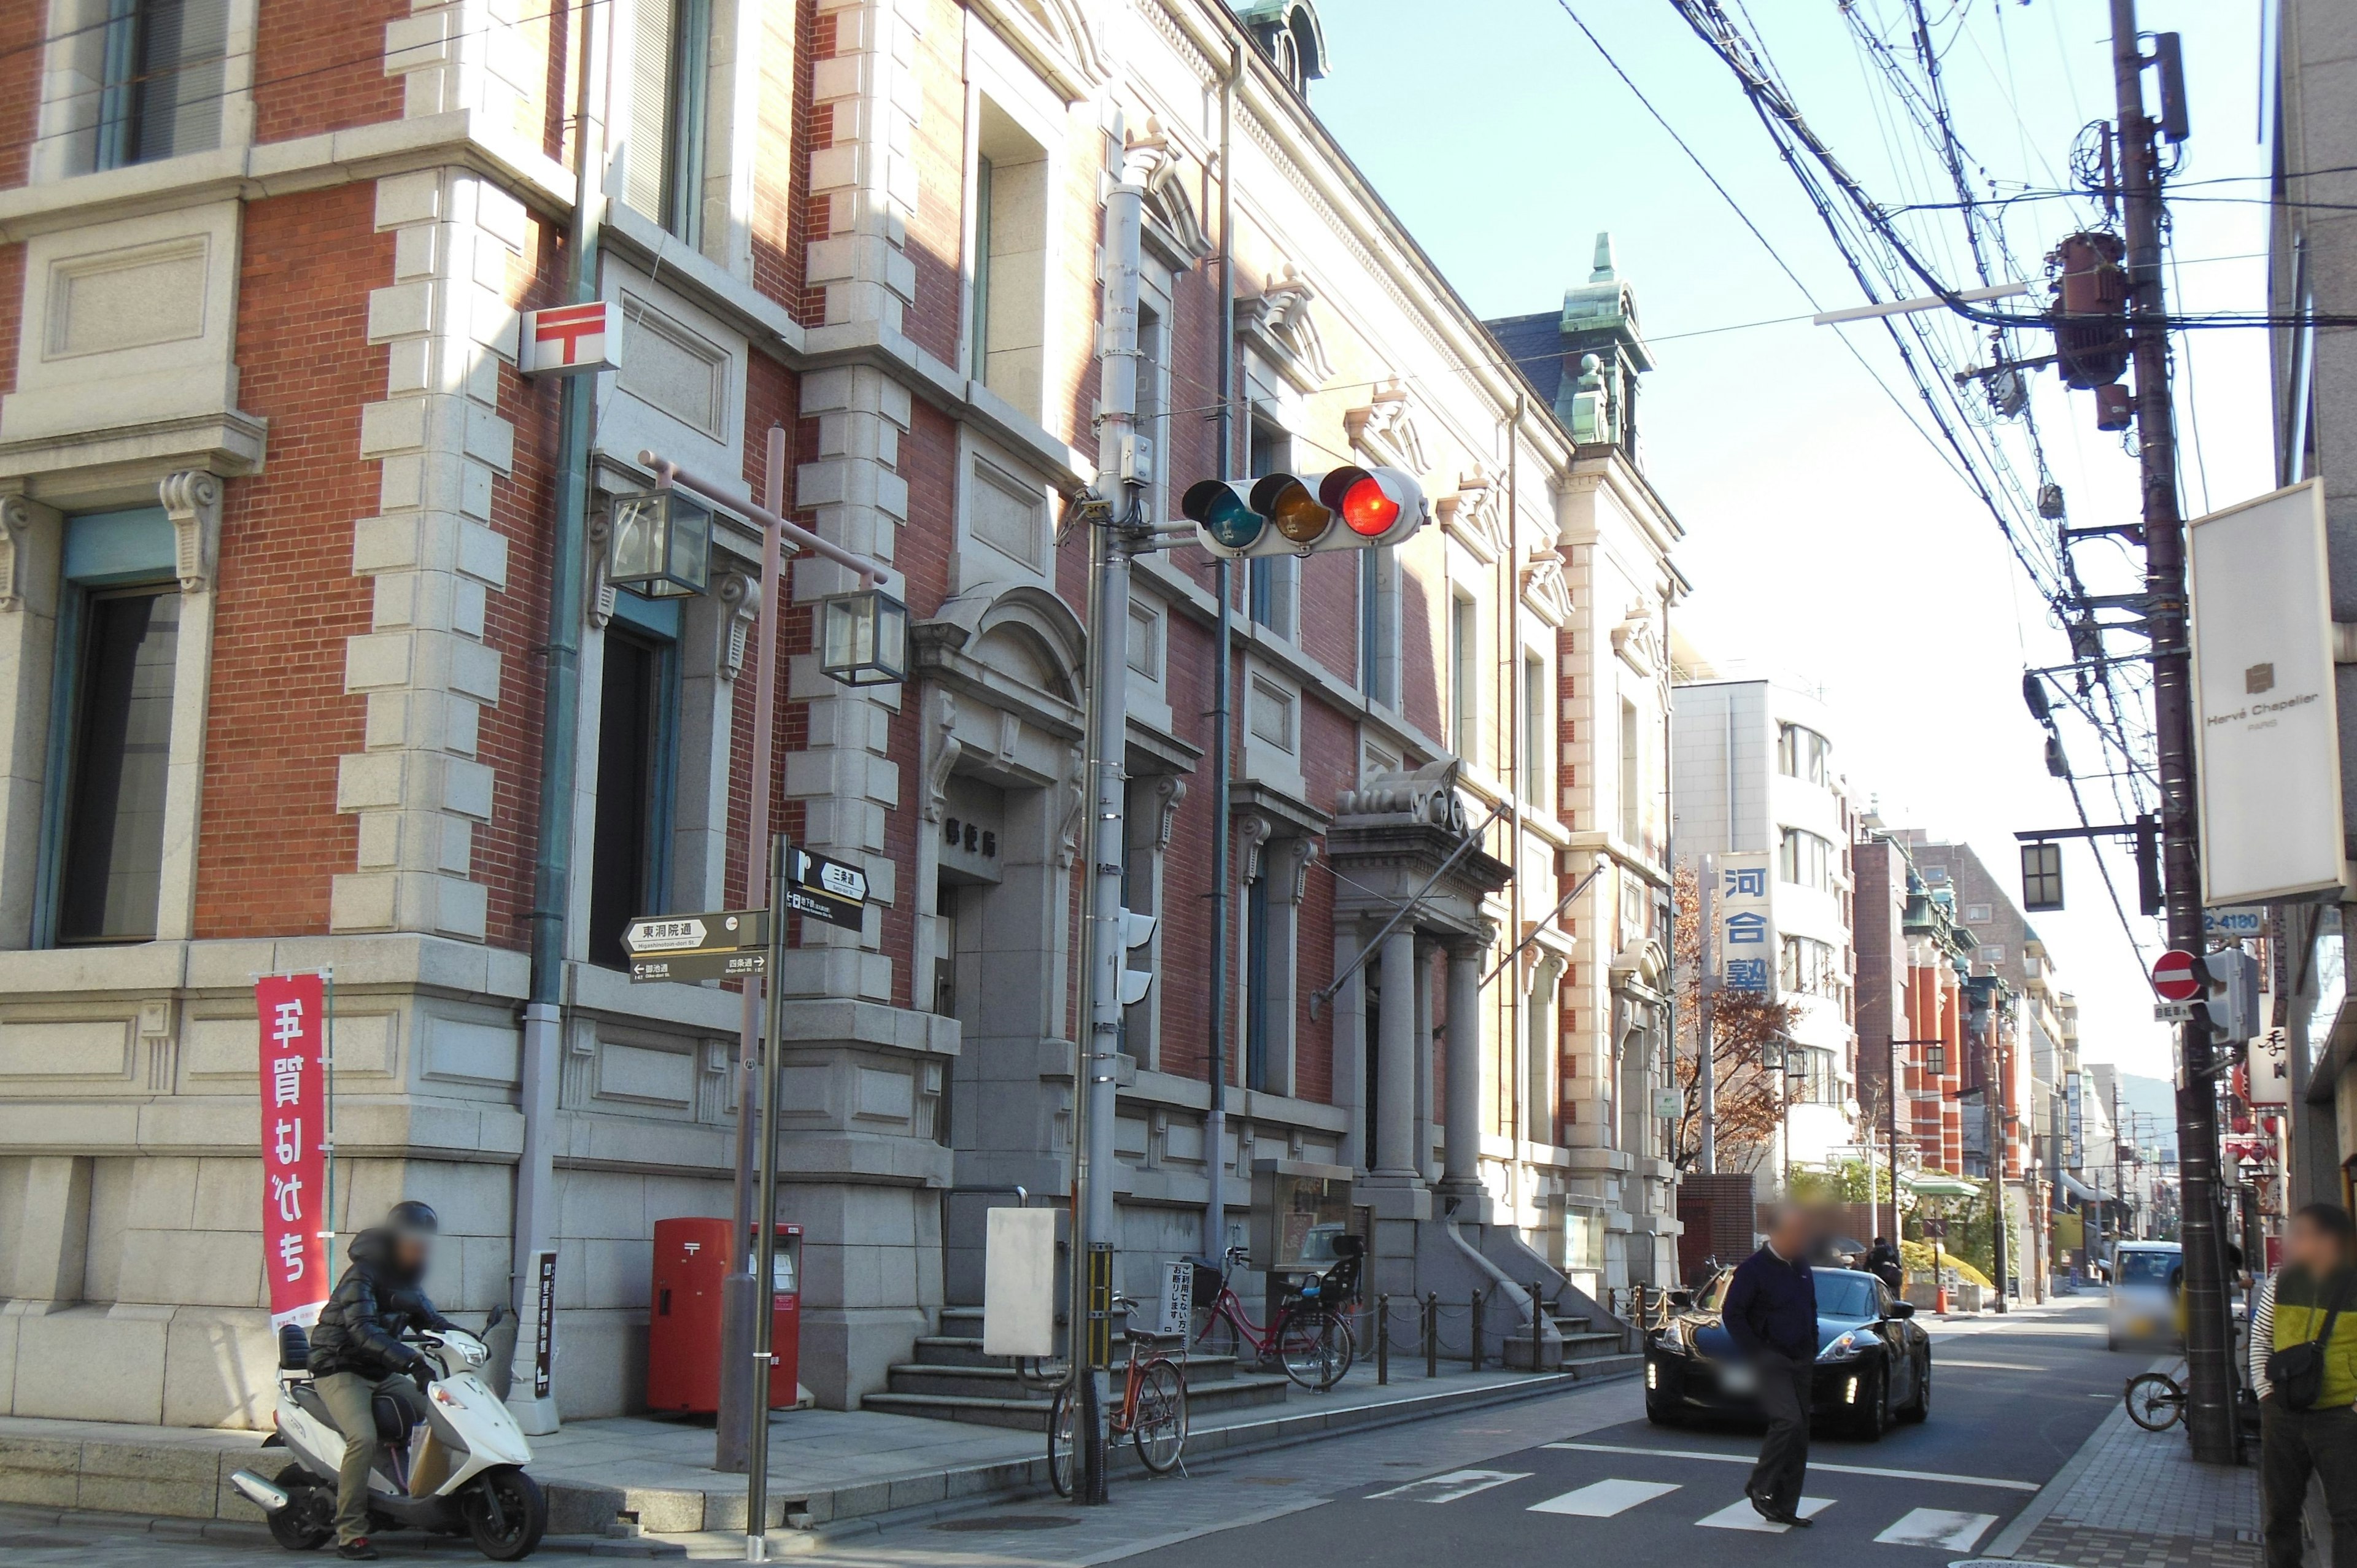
[
  {"xmin": 1937, "ymin": 1359, "xmax": 2045, "ymax": 1371},
  {"xmin": 1695, "ymin": 1495, "xmax": 1833, "ymax": 1533},
  {"xmin": 1366, "ymin": 1469, "xmax": 1530, "ymax": 1503},
  {"xmin": 1541, "ymin": 1442, "xmax": 2040, "ymax": 1491},
  {"xmin": 1875, "ymin": 1507, "xmax": 1998, "ymax": 1550},
  {"xmin": 1527, "ymin": 1479, "xmax": 1681, "ymax": 1517}
]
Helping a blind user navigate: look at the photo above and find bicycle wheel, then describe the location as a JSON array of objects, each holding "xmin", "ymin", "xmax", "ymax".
[
  {"xmin": 2124, "ymin": 1372, "xmax": 2185, "ymax": 1431},
  {"xmin": 1047, "ymin": 1383, "xmax": 1079, "ymax": 1496},
  {"xmin": 1277, "ymin": 1308, "xmax": 1350, "ymax": 1391},
  {"xmin": 1131, "ymin": 1361, "xmax": 1188, "ymax": 1473},
  {"xmin": 1191, "ymin": 1298, "xmax": 1243, "ymax": 1364}
]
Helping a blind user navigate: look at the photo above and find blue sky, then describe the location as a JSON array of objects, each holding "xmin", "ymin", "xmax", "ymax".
[{"xmin": 1315, "ymin": 0, "xmax": 2277, "ymax": 1082}]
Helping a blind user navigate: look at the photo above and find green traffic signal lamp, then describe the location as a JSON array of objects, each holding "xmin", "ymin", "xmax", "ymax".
[{"xmin": 1182, "ymin": 479, "xmax": 1264, "ymax": 552}]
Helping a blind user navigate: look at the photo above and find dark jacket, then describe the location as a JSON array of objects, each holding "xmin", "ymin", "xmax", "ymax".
[
  {"xmin": 307, "ymin": 1229, "xmax": 455, "ymax": 1379},
  {"xmin": 1722, "ymin": 1243, "xmax": 1818, "ymax": 1363},
  {"xmin": 1866, "ymin": 1243, "xmax": 1903, "ymax": 1292}
]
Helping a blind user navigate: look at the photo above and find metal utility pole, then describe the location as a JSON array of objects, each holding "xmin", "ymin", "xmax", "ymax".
[
  {"xmin": 1203, "ymin": 41, "xmax": 1242, "ymax": 1263},
  {"xmin": 745, "ymin": 835, "xmax": 789, "ymax": 1559},
  {"xmin": 1072, "ymin": 129, "xmax": 1164, "ymax": 1506},
  {"xmin": 1697, "ymin": 855, "xmax": 1716, "ymax": 1174},
  {"xmin": 2109, "ymin": 0, "xmax": 2235, "ymax": 1463},
  {"xmin": 1984, "ymin": 1022, "xmax": 2008, "ymax": 1315}
]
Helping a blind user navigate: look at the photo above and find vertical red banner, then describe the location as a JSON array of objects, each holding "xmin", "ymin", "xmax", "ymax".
[{"xmin": 256, "ymin": 974, "xmax": 330, "ymax": 1327}]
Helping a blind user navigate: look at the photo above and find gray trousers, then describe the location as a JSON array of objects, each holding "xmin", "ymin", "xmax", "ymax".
[
  {"xmin": 1747, "ymin": 1353, "xmax": 1814, "ymax": 1515},
  {"xmin": 315, "ymin": 1370, "xmax": 427, "ymax": 1544}
]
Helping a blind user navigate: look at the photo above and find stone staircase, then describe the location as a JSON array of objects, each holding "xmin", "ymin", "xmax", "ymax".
[
  {"xmin": 861, "ymin": 1306, "xmax": 1293, "ymax": 1431},
  {"xmin": 1548, "ymin": 1302, "xmax": 1633, "ymax": 1363}
]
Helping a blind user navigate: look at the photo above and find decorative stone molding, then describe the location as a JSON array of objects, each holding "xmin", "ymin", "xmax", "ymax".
[
  {"xmin": 139, "ymin": 998, "xmax": 178, "ymax": 1092},
  {"xmin": 1344, "ymin": 379, "xmax": 1428, "ymax": 475},
  {"xmin": 1521, "ymin": 547, "xmax": 1574, "ymax": 627},
  {"xmin": 1267, "ymin": 835, "xmax": 1319, "ymax": 905},
  {"xmin": 1610, "ymin": 603, "xmax": 1662, "ymax": 679},
  {"xmin": 716, "ymin": 571, "xmax": 759, "ymax": 681},
  {"xmin": 0, "ymin": 495, "xmax": 38, "ymax": 612},
  {"xmin": 1236, "ymin": 265, "xmax": 1333, "ymax": 393},
  {"xmin": 922, "ymin": 688, "xmax": 962, "ymax": 824},
  {"xmin": 1150, "ymin": 773, "xmax": 1186, "ymax": 851},
  {"xmin": 1438, "ymin": 468, "xmax": 1506, "ymax": 565},
  {"xmin": 1234, "ymin": 811, "xmax": 1275, "ymax": 884},
  {"xmin": 1056, "ymin": 746, "xmax": 1086, "ymax": 868},
  {"xmin": 157, "ymin": 470, "xmax": 222, "ymax": 592},
  {"xmin": 1140, "ymin": 135, "xmax": 1213, "ymax": 271}
]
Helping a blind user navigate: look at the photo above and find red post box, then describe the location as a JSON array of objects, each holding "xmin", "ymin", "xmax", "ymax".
[{"xmin": 647, "ymin": 1218, "xmax": 801, "ymax": 1414}]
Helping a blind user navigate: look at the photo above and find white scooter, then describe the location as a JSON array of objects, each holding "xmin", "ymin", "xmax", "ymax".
[{"xmin": 232, "ymin": 1311, "xmax": 548, "ymax": 1560}]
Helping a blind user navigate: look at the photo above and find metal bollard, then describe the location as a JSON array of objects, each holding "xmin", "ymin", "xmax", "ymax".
[
  {"xmin": 1377, "ymin": 1293, "xmax": 1390, "ymax": 1385},
  {"xmin": 1470, "ymin": 1291, "xmax": 1483, "ymax": 1373},
  {"xmin": 1425, "ymin": 1292, "xmax": 1439, "ymax": 1378}
]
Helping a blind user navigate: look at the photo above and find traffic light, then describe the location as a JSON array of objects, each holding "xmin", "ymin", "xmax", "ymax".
[
  {"xmin": 1181, "ymin": 465, "xmax": 1426, "ymax": 560},
  {"xmin": 2205, "ymin": 948, "xmax": 2259, "ymax": 1048}
]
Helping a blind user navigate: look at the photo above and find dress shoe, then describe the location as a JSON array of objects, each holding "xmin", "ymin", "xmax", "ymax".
[{"xmin": 337, "ymin": 1539, "xmax": 379, "ymax": 1561}]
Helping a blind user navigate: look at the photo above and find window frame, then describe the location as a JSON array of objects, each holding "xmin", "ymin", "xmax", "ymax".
[
  {"xmin": 1450, "ymin": 591, "xmax": 1478, "ymax": 765},
  {"xmin": 586, "ymin": 598, "xmax": 684, "ymax": 970},
  {"xmin": 659, "ymin": 0, "xmax": 713, "ymax": 247},
  {"xmin": 1778, "ymin": 825, "xmax": 1835, "ymax": 889}
]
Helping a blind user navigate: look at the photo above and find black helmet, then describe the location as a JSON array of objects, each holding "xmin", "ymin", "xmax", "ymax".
[{"xmin": 386, "ymin": 1200, "xmax": 439, "ymax": 1237}]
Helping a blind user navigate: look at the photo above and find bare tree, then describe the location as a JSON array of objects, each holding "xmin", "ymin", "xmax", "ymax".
[{"xmin": 1668, "ymin": 860, "xmax": 1799, "ymax": 1174}]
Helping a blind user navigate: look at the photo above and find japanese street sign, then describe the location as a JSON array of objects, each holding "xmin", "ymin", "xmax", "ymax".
[
  {"xmin": 531, "ymin": 1250, "xmax": 557, "ymax": 1399},
  {"xmin": 2152, "ymin": 948, "xmax": 2202, "ymax": 1002},
  {"xmin": 1922, "ymin": 1219, "xmax": 1948, "ymax": 1240},
  {"xmin": 786, "ymin": 848, "xmax": 869, "ymax": 932},
  {"xmin": 2154, "ymin": 1000, "xmax": 2195, "ymax": 1023},
  {"xmin": 630, "ymin": 949, "xmax": 768, "ymax": 984},
  {"xmin": 255, "ymin": 974, "xmax": 330, "ymax": 1329},
  {"xmin": 2250, "ymin": 1028, "xmax": 2293, "ymax": 1106},
  {"xmin": 624, "ymin": 910, "xmax": 765, "ymax": 957},
  {"xmin": 519, "ymin": 300, "xmax": 621, "ymax": 376}
]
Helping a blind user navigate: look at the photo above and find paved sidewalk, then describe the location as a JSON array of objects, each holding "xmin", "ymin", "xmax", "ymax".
[{"xmin": 1988, "ymin": 1361, "xmax": 2262, "ymax": 1568}]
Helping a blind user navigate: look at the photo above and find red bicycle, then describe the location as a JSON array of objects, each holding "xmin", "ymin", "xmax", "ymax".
[{"xmin": 1190, "ymin": 1243, "xmax": 1357, "ymax": 1391}]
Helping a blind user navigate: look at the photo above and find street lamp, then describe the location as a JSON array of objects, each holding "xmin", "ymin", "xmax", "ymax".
[
  {"xmin": 819, "ymin": 587, "xmax": 910, "ymax": 687},
  {"xmin": 605, "ymin": 487, "xmax": 713, "ymax": 598}
]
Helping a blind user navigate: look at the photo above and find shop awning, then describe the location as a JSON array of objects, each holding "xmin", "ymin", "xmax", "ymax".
[{"xmin": 1902, "ymin": 1172, "xmax": 1982, "ymax": 1198}]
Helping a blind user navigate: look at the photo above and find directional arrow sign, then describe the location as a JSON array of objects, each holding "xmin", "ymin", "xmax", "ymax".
[
  {"xmin": 624, "ymin": 916, "xmax": 708, "ymax": 955},
  {"xmin": 783, "ymin": 849, "xmax": 869, "ymax": 931},
  {"xmin": 631, "ymin": 950, "xmax": 767, "ymax": 984},
  {"xmin": 2151, "ymin": 948, "xmax": 2202, "ymax": 1003}
]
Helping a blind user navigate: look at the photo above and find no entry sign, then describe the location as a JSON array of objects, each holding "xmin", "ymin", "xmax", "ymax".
[{"xmin": 2151, "ymin": 948, "xmax": 2202, "ymax": 1002}]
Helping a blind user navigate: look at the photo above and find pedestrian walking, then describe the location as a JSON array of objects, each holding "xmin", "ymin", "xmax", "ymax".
[
  {"xmin": 2253, "ymin": 1202, "xmax": 2357, "ymax": 1568},
  {"xmin": 1866, "ymin": 1236, "xmax": 1905, "ymax": 1292},
  {"xmin": 1721, "ymin": 1207, "xmax": 1821, "ymax": 1528}
]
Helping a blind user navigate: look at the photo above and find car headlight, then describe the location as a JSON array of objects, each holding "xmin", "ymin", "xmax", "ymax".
[
  {"xmin": 1818, "ymin": 1330, "xmax": 1870, "ymax": 1362},
  {"xmin": 1655, "ymin": 1321, "xmax": 1689, "ymax": 1353}
]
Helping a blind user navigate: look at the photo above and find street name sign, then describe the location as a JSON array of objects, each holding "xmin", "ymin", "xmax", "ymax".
[
  {"xmin": 2151, "ymin": 949, "xmax": 2201, "ymax": 1003},
  {"xmin": 784, "ymin": 848, "xmax": 868, "ymax": 932},
  {"xmin": 625, "ymin": 908, "xmax": 769, "ymax": 983}
]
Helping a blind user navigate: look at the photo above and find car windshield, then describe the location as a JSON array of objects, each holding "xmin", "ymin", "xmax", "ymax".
[
  {"xmin": 2117, "ymin": 1250, "xmax": 2179, "ymax": 1286},
  {"xmin": 1814, "ymin": 1273, "xmax": 1879, "ymax": 1319}
]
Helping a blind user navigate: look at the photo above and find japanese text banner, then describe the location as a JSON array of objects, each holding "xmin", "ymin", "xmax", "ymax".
[{"xmin": 256, "ymin": 974, "xmax": 329, "ymax": 1328}]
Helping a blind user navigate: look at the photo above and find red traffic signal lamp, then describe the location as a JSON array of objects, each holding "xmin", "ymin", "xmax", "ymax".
[{"xmin": 1182, "ymin": 465, "xmax": 1425, "ymax": 560}]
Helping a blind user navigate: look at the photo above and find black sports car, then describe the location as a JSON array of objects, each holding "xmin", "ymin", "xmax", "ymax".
[{"xmin": 1644, "ymin": 1266, "xmax": 1932, "ymax": 1440}]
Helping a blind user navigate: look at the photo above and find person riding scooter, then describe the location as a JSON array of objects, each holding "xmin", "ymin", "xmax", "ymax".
[{"xmin": 307, "ymin": 1201, "xmax": 458, "ymax": 1560}]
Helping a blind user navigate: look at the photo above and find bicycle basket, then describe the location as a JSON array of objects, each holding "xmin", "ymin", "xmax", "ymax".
[{"xmin": 1190, "ymin": 1260, "xmax": 1226, "ymax": 1303}]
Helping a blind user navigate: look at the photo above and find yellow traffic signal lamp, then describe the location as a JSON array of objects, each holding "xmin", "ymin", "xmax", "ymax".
[{"xmin": 1181, "ymin": 465, "xmax": 1425, "ymax": 559}]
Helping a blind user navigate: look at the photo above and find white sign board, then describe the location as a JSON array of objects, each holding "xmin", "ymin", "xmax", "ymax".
[
  {"xmin": 1156, "ymin": 1259, "xmax": 1193, "ymax": 1339},
  {"xmin": 2188, "ymin": 479, "xmax": 2346, "ymax": 904},
  {"xmin": 981, "ymin": 1207, "xmax": 1056, "ymax": 1359},
  {"xmin": 2204, "ymin": 907, "xmax": 2265, "ymax": 938},
  {"xmin": 1714, "ymin": 851, "xmax": 1777, "ymax": 997},
  {"xmin": 520, "ymin": 300, "xmax": 622, "ymax": 376},
  {"xmin": 2250, "ymin": 1028, "xmax": 2293, "ymax": 1106}
]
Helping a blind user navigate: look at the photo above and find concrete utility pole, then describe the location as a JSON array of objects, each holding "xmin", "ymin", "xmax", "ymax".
[
  {"xmin": 1985, "ymin": 1021, "xmax": 2008, "ymax": 1315},
  {"xmin": 2108, "ymin": 0, "xmax": 2236, "ymax": 1463},
  {"xmin": 1697, "ymin": 854, "xmax": 1716, "ymax": 1174}
]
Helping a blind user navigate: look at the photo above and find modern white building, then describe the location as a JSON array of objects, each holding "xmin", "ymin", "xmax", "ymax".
[{"xmin": 1669, "ymin": 671, "xmax": 1860, "ymax": 1195}]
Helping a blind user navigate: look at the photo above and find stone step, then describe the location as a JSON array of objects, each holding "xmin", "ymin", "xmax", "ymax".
[
  {"xmin": 1556, "ymin": 1330, "xmax": 1627, "ymax": 1358},
  {"xmin": 884, "ymin": 1356, "xmax": 1254, "ymax": 1401},
  {"xmin": 909, "ymin": 1336, "xmax": 1242, "ymax": 1380},
  {"xmin": 864, "ymin": 1370, "xmax": 1290, "ymax": 1431}
]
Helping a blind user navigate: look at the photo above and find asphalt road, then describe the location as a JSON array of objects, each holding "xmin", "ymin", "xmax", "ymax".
[{"xmin": 0, "ymin": 1299, "xmax": 2135, "ymax": 1568}]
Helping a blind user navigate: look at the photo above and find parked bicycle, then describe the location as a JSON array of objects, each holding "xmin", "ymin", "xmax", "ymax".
[
  {"xmin": 1190, "ymin": 1239, "xmax": 1360, "ymax": 1391},
  {"xmin": 1048, "ymin": 1294, "xmax": 1188, "ymax": 1494},
  {"xmin": 2124, "ymin": 1370, "xmax": 2186, "ymax": 1431}
]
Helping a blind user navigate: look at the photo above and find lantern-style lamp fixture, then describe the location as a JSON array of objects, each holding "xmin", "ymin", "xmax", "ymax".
[
  {"xmin": 819, "ymin": 586, "xmax": 910, "ymax": 687},
  {"xmin": 606, "ymin": 487, "xmax": 711, "ymax": 598}
]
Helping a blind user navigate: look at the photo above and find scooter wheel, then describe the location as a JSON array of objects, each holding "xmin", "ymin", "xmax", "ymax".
[
  {"xmin": 265, "ymin": 1466, "xmax": 334, "ymax": 1551},
  {"xmin": 462, "ymin": 1466, "xmax": 548, "ymax": 1561}
]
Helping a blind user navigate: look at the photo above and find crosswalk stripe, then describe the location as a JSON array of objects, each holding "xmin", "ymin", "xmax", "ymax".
[
  {"xmin": 1542, "ymin": 1442, "xmax": 2039, "ymax": 1490},
  {"xmin": 1366, "ymin": 1469, "xmax": 1530, "ymax": 1503},
  {"xmin": 1695, "ymin": 1495, "xmax": 1834, "ymax": 1534},
  {"xmin": 1875, "ymin": 1508, "xmax": 1997, "ymax": 1550},
  {"xmin": 1526, "ymin": 1479, "xmax": 1681, "ymax": 1518}
]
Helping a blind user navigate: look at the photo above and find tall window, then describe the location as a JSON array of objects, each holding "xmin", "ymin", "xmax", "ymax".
[
  {"xmin": 1244, "ymin": 874, "xmax": 1271, "ymax": 1091},
  {"xmin": 1450, "ymin": 593, "xmax": 1477, "ymax": 764},
  {"xmin": 1779, "ymin": 935, "xmax": 1836, "ymax": 997},
  {"xmin": 1525, "ymin": 653, "xmax": 1548, "ymax": 809},
  {"xmin": 1247, "ymin": 423, "xmax": 1295, "ymax": 638},
  {"xmin": 589, "ymin": 605, "xmax": 681, "ymax": 969},
  {"xmin": 1619, "ymin": 698, "xmax": 1641, "ymax": 844},
  {"xmin": 1776, "ymin": 722, "xmax": 1830, "ymax": 784},
  {"xmin": 1778, "ymin": 826, "xmax": 1834, "ymax": 889},
  {"xmin": 55, "ymin": 589, "xmax": 180, "ymax": 943},
  {"xmin": 1136, "ymin": 303, "xmax": 1166, "ymax": 522},
  {"xmin": 95, "ymin": 0, "xmax": 230, "ymax": 171},
  {"xmin": 630, "ymin": 0, "xmax": 713, "ymax": 244},
  {"xmin": 970, "ymin": 102, "xmax": 1049, "ymax": 415}
]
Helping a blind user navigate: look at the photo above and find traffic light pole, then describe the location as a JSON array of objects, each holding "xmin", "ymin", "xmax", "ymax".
[{"xmin": 2109, "ymin": 0, "xmax": 2236, "ymax": 1464}]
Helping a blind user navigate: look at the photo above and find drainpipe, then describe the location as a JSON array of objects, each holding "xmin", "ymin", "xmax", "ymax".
[
  {"xmin": 513, "ymin": 0, "xmax": 606, "ymax": 1436},
  {"xmin": 1504, "ymin": 399, "xmax": 1520, "ymax": 1218},
  {"xmin": 1203, "ymin": 39, "xmax": 1242, "ymax": 1261}
]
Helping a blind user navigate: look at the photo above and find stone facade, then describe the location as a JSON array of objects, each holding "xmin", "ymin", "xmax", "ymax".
[{"xmin": 0, "ymin": 0, "xmax": 1687, "ymax": 1431}]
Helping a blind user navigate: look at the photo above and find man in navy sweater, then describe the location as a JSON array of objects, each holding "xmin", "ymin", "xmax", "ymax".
[{"xmin": 1720, "ymin": 1207, "xmax": 1822, "ymax": 1527}]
